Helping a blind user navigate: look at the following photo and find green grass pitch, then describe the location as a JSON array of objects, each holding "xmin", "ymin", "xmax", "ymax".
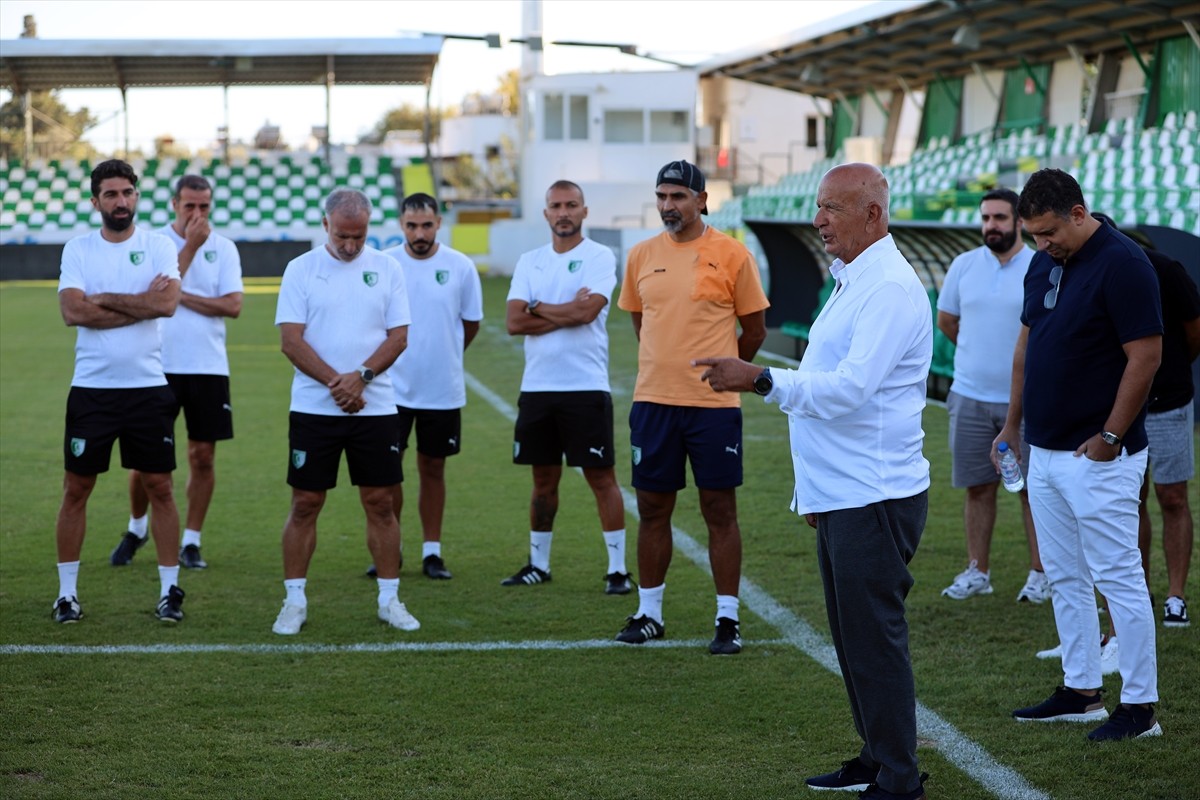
[{"xmin": 1, "ymin": 275, "xmax": 1197, "ymax": 799}]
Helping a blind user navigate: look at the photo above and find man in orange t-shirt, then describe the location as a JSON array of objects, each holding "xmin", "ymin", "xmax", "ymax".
[{"xmin": 614, "ymin": 160, "xmax": 769, "ymax": 655}]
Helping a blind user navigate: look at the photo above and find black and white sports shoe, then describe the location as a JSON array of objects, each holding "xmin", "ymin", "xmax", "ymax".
[
  {"xmin": 179, "ymin": 544, "xmax": 207, "ymax": 569},
  {"xmin": 604, "ymin": 571, "xmax": 633, "ymax": 595},
  {"xmin": 615, "ymin": 614, "xmax": 664, "ymax": 644},
  {"xmin": 1163, "ymin": 595, "xmax": 1189, "ymax": 627},
  {"xmin": 501, "ymin": 563, "xmax": 551, "ymax": 586},
  {"xmin": 857, "ymin": 772, "xmax": 929, "ymax": 799},
  {"xmin": 709, "ymin": 616, "xmax": 742, "ymax": 655},
  {"xmin": 804, "ymin": 757, "xmax": 875, "ymax": 791},
  {"xmin": 1013, "ymin": 686, "xmax": 1107, "ymax": 723},
  {"xmin": 1087, "ymin": 703, "xmax": 1162, "ymax": 741},
  {"xmin": 52, "ymin": 596, "xmax": 82, "ymax": 624},
  {"xmin": 110, "ymin": 531, "xmax": 147, "ymax": 566},
  {"xmin": 155, "ymin": 585, "xmax": 185, "ymax": 622},
  {"xmin": 423, "ymin": 555, "xmax": 452, "ymax": 580}
]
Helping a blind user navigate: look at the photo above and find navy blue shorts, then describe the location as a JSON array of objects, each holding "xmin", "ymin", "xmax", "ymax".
[
  {"xmin": 629, "ymin": 401, "xmax": 742, "ymax": 492},
  {"xmin": 287, "ymin": 412, "xmax": 402, "ymax": 491}
]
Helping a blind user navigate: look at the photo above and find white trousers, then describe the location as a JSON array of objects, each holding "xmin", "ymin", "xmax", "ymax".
[{"xmin": 1028, "ymin": 446, "xmax": 1158, "ymax": 704}]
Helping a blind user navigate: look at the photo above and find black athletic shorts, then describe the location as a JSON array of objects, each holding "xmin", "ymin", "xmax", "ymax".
[
  {"xmin": 396, "ymin": 406, "xmax": 462, "ymax": 458},
  {"xmin": 287, "ymin": 412, "xmax": 402, "ymax": 491},
  {"xmin": 63, "ymin": 385, "xmax": 177, "ymax": 475},
  {"xmin": 513, "ymin": 391, "xmax": 615, "ymax": 468},
  {"xmin": 166, "ymin": 373, "xmax": 234, "ymax": 443}
]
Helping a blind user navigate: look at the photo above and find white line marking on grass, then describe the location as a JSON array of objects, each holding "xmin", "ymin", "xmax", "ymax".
[
  {"xmin": 1, "ymin": 638, "xmax": 787, "ymax": 657},
  {"xmin": 464, "ymin": 369, "xmax": 1048, "ymax": 800}
]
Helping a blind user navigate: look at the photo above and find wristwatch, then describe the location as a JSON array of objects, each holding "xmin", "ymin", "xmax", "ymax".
[
  {"xmin": 527, "ymin": 299, "xmax": 541, "ymax": 315},
  {"xmin": 357, "ymin": 366, "xmax": 375, "ymax": 384},
  {"xmin": 753, "ymin": 368, "xmax": 774, "ymax": 396},
  {"xmin": 1100, "ymin": 431, "xmax": 1121, "ymax": 447}
]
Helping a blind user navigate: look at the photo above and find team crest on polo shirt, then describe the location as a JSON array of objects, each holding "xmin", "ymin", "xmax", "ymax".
[
  {"xmin": 568, "ymin": 260, "xmax": 582, "ymax": 273},
  {"xmin": 631, "ymin": 445, "xmax": 642, "ymax": 466},
  {"xmin": 70, "ymin": 438, "xmax": 86, "ymax": 457},
  {"xmin": 204, "ymin": 250, "xmax": 217, "ymax": 263},
  {"xmin": 291, "ymin": 449, "xmax": 306, "ymax": 468},
  {"xmin": 129, "ymin": 251, "xmax": 145, "ymax": 265},
  {"xmin": 436, "ymin": 270, "xmax": 449, "ymax": 285},
  {"xmin": 362, "ymin": 271, "xmax": 378, "ymax": 287}
]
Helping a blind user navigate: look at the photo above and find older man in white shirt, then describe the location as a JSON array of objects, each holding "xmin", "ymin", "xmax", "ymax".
[{"xmin": 696, "ymin": 163, "xmax": 932, "ymax": 800}]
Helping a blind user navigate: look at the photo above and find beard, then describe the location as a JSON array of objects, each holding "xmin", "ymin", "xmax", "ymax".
[
  {"xmin": 553, "ymin": 221, "xmax": 580, "ymax": 239},
  {"xmin": 101, "ymin": 208, "xmax": 134, "ymax": 233},
  {"xmin": 661, "ymin": 214, "xmax": 683, "ymax": 233},
  {"xmin": 408, "ymin": 238, "xmax": 434, "ymax": 255},
  {"xmin": 984, "ymin": 228, "xmax": 1017, "ymax": 253}
]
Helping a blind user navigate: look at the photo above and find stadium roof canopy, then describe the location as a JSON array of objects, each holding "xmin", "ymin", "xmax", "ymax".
[
  {"xmin": 0, "ymin": 37, "xmax": 443, "ymax": 93},
  {"xmin": 697, "ymin": 0, "xmax": 1200, "ymax": 97}
]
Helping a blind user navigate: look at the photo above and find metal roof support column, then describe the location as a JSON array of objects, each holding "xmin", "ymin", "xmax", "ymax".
[
  {"xmin": 424, "ymin": 76, "xmax": 436, "ymax": 198},
  {"xmin": 23, "ymin": 90, "xmax": 32, "ymax": 167},
  {"xmin": 121, "ymin": 86, "xmax": 129, "ymax": 160},
  {"xmin": 222, "ymin": 84, "xmax": 230, "ymax": 166},
  {"xmin": 324, "ymin": 54, "xmax": 334, "ymax": 169}
]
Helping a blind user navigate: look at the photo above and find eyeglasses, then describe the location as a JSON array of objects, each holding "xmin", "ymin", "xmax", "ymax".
[{"xmin": 1043, "ymin": 265, "xmax": 1063, "ymax": 310}]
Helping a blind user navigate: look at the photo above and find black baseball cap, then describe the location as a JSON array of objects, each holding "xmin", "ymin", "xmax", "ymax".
[{"xmin": 656, "ymin": 159, "xmax": 708, "ymax": 214}]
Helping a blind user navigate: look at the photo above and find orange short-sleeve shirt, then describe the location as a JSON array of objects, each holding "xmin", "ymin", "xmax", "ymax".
[{"xmin": 619, "ymin": 227, "xmax": 769, "ymax": 408}]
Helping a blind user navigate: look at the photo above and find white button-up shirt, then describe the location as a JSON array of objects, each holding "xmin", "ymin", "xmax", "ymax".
[{"xmin": 765, "ymin": 234, "xmax": 932, "ymax": 514}]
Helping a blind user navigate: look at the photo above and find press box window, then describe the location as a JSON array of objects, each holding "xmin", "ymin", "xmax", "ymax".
[
  {"xmin": 604, "ymin": 110, "xmax": 644, "ymax": 143},
  {"xmin": 650, "ymin": 110, "xmax": 689, "ymax": 143}
]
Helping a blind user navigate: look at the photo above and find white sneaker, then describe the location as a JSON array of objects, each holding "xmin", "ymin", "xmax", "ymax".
[
  {"xmin": 379, "ymin": 597, "xmax": 420, "ymax": 631},
  {"xmin": 1100, "ymin": 636, "xmax": 1119, "ymax": 675},
  {"xmin": 941, "ymin": 560, "xmax": 993, "ymax": 599},
  {"xmin": 1016, "ymin": 570, "xmax": 1051, "ymax": 604},
  {"xmin": 272, "ymin": 603, "xmax": 307, "ymax": 635},
  {"xmin": 1036, "ymin": 643, "xmax": 1063, "ymax": 659}
]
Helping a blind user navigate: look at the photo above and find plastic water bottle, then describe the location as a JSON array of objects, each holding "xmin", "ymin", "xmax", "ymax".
[{"xmin": 997, "ymin": 442, "xmax": 1024, "ymax": 493}]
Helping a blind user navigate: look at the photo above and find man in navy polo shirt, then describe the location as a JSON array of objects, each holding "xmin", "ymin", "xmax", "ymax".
[{"xmin": 997, "ymin": 169, "xmax": 1163, "ymax": 741}]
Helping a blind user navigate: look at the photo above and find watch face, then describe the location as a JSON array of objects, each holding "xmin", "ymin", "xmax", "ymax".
[{"xmin": 754, "ymin": 369, "xmax": 773, "ymax": 395}]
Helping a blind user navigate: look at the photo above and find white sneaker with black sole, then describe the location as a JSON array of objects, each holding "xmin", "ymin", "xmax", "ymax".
[{"xmin": 1163, "ymin": 596, "xmax": 1189, "ymax": 627}]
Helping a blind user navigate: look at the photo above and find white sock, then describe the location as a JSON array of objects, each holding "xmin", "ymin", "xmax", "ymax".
[
  {"xmin": 603, "ymin": 529, "xmax": 626, "ymax": 574},
  {"xmin": 422, "ymin": 541, "xmax": 441, "ymax": 560},
  {"xmin": 57, "ymin": 561, "xmax": 80, "ymax": 600},
  {"xmin": 530, "ymin": 531, "xmax": 552, "ymax": 572},
  {"xmin": 377, "ymin": 577, "xmax": 400, "ymax": 608},
  {"xmin": 636, "ymin": 583, "xmax": 665, "ymax": 624},
  {"xmin": 129, "ymin": 515, "xmax": 148, "ymax": 539},
  {"xmin": 284, "ymin": 579, "xmax": 307, "ymax": 609},
  {"xmin": 158, "ymin": 565, "xmax": 180, "ymax": 598},
  {"xmin": 716, "ymin": 594, "xmax": 740, "ymax": 623},
  {"xmin": 182, "ymin": 528, "xmax": 201, "ymax": 548}
]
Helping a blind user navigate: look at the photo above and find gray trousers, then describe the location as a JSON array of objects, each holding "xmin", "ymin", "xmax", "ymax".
[{"xmin": 815, "ymin": 491, "xmax": 927, "ymax": 795}]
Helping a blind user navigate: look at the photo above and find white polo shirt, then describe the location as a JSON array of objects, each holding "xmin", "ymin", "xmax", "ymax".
[
  {"xmin": 58, "ymin": 227, "xmax": 180, "ymax": 389},
  {"xmin": 157, "ymin": 225, "xmax": 244, "ymax": 376},
  {"xmin": 765, "ymin": 234, "xmax": 932, "ymax": 514},
  {"xmin": 275, "ymin": 245, "xmax": 410, "ymax": 417},
  {"xmin": 937, "ymin": 244, "xmax": 1033, "ymax": 403},
  {"xmin": 384, "ymin": 244, "xmax": 484, "ymax": 410},
  {"xmin": 506, "ymin": 237, "xmax": 617, "ymax": 393}
]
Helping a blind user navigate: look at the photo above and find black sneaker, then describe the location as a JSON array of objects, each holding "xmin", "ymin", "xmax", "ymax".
[
  {"xmin": 1087, "ymin": 703, "xmax": 1162, "ymax": 741},
  {"xmin": 155, "ymin": 585, "xmax": 185, "ymax": 622},
  {"xmin": 1013, "ymin": 686, "xmax": 1108, "ymax": 722},
  {"xmin": 709, "ymin": 616, "xmax": 742, "ymax": 655},
  {"xmin": 179, "ymin": 544, "xmax": 207, "ymax": 569},
  {"xmin": 423, "ymin": 554, "xmax": 452, "ymax": 580},
  {"xmin": 1163, "ymin": 596, "xmax": 1190, "ymax": 627},
  {"xmin": 52, "ymin": 596, "xmax": 82, "ymax": 624},
  {"xmin": 857, "ymin": 772, "xmax": 929, "ymax": 799},
  {"xmin": 805, "ymin": 757, "xmax": 876, "ymax": 791},
  {"xmin": 365, "ymin": 564, "xmax": 378, "ymax": 578},
  {"xmin": 615, "ymin": 614, "xmax": 664, "ymax": 644},
  {"xmin": 501, "ymin": 563, "xmax": 551, "ymax": 586},
  {"xmin": 604, "ymin": 571, "xmax": 633, "ymax": 595},
  {"xmin": 110, "ymin": 531, "xmax": 147, "ymax": 566}
]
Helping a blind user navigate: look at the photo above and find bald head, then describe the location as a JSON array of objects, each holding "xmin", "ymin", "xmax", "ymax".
[{"xmin": 814, "ymin": 162, "xmax": 890, "ymax": 263}]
